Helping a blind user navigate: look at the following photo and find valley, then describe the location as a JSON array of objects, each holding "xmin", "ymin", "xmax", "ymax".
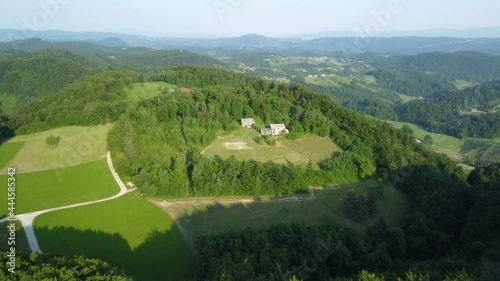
[{"xmin": 0, "ymin": 30, "xmax": 499, "ymax": 281}]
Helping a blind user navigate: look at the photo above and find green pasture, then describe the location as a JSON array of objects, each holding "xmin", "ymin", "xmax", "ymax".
[
  {"xmin": 35, "ymin": 193, "xmax": 192, "ymax": 281},
  {"xmin": 0, "ymin": 160, "xmax": 118, "ymax": 218},
  {"xmin": 1, "ymin": 125, "xmax": 110, "ymax": 174},
  {"xmin": 0, "ymin": 142, "xmax": 24, "ymax": 170},
  {"xmin": 202, "ymin": 128, "xmax": 341, "ymax": 168},
  {"xmin": 125, "ymin": 82, "xmax": 177, "ymax": 103},
  {"xmin": 169, "ymin": 180, "xmax": 409, "ymax": 245}
]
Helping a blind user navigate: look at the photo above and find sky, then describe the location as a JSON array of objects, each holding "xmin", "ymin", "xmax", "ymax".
[{"xmin": 1, "ymin": 0, "xmax": 500, "ymax": 37}]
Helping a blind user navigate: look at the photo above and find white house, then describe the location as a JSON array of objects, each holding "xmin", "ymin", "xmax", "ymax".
[{"xmin": 270, "ymin": 124, "xmax": 289, "ymax": 135}]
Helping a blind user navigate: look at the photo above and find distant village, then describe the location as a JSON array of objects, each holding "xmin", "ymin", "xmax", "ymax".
[{"xmin": 459, "ymin": 105, "xmax": 499, "ymax": 115}]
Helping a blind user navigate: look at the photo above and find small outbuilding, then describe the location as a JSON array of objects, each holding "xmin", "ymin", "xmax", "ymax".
[
  {"xmin": 260, "ymin": 128, "xmax": 273, "ymax": 135},
  {"xmin": 241, "ymin": 118, "xmax": 256, "ymax": 128}
]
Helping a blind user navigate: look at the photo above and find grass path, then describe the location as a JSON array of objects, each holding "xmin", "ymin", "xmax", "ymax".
[
  {"xmin": 0, "ymin": 160, "xmax": 119, "ymax": 217},
  {"xmin": 0, "ymin": 152, "xmax": 136, "ymax": 253}
]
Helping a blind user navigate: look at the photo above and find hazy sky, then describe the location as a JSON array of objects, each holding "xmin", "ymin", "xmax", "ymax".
[{"xmin": 1, "ymin": 0, "xmax": 500, "ymax": 37}]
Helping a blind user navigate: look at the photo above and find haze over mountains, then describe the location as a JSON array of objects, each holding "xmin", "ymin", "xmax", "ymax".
[{"xmin": 1, "ymin": 28, "xmax": 500, "ymax": 56}]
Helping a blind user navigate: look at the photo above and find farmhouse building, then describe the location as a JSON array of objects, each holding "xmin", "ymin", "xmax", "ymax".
[
  {"xmin": 241, "ymin": 118, "xmax": 256, "ymax": 128},
  {"xmin": 270, "ymin": 124, "xmax": 289, "ymax": 135},
  {"xmin": 260, "ymin": 124, "xmax": 289, "ymax": 135}
]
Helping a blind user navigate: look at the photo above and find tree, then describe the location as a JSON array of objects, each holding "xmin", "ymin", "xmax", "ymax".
[
  {"xmin": 424, "ymin": 135, "xmax": 433, "ymax": 145},
  {"xmin": 402, "ymin": 125, "xmax": 414, "ymax": 135},
  {"xmin": 46, "ymin": 135, "xmax": 56, "ymax": 146},
  {"xmin": 46, "ymin": 135, "xmax": 61, "ymax": 146}
]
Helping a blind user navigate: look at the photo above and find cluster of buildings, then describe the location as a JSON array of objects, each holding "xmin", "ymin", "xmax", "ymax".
[{"xmin": 241, "ymin": 118, "xmax": 289, "ymax": 136}]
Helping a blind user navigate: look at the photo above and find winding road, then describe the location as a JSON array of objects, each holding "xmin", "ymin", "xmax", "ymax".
[{"xmin": 0, "ymin": 152, "xmax": 136, "ymax": 253}]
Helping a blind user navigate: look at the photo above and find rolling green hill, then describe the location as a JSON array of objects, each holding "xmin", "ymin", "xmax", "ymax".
[
  {"xmin": 362, "ymin": 51, "xmax": 500, "ymax": 82},
  {"xmin": 368, "ymin": 67, "xmax": 456, "ymax": 97}
]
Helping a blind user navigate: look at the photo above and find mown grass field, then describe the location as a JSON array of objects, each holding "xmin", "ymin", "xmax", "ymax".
[
  {"xmin": 202, "ymin": 128, "xmax": 341, "ymax": 168},
  {"xmin": 159, "ymin": 180, "xmax": 409, "ymax": 245},
  {"xmin": 0, "ymin": 142, "xmax": 24, "ymax": 170},
  {"xmin": 0, "ymin": 221, "xmax": 30, "ymax": 252},
  {"xmin": 35, "ymin": 192, "xmax": 192, "ymax": 281},
  {"xmin": 0, "ymin": 160, "xmax": 118, "ymax": 218},
  {"xmin": 1, "ymin": 125, "xmax": 110, "ymax": 174},
  {"xmin": 125, "ymin": 82, "xmax": 177, "ymax": 103}
]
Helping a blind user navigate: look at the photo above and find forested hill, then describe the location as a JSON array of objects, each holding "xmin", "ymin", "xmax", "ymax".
[
  {"xmin": 7, "ymin": 65, "xmax": 499, "ymax": 279},
  {"xmin": 12, "ymin": 70, "xmax": 142, "ymax": 134},
  {"xmin": 0, "ymin": 45, "xmax": 226, "ymax": 115},
  {"xmin": 368, "ymin": 68, "xmax": 456, "ymax": 97},
  {"xmin": 115, "ymin": 50, "xmax": 224, "ymax": 68},
  {"xmin": 397, "ymin": 80, "xmax": 500, "ymax": 138},
  {"xmin": 359, "ymin": 51, "xmax": 500, "ymax": 82},
  {"xmin": 0, "ymin": 38, "xmax": 224, "ymax": 68},
  {"xmin": 0, "ymin": 50, "xmax": 94, "ymax": 115}
]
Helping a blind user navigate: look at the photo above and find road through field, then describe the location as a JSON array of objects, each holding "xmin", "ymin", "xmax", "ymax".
[{"xmin": 0, "ymin": 152, "xmax": 136, "ymax": 252}]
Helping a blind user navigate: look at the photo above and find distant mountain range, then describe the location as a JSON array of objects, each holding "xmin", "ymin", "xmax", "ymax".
[
  {"xmin": 1, "ymin": 29, "xmax": 500, "ymax": 56},
  {"xmin": 296, "ymin": 27, "xmax": 500, "ymax": 39}
]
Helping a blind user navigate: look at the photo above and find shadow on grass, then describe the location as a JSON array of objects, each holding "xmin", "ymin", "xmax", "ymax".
[
  {"xmin": 461, "ymin": 139, "xmax": 495, "ymax": 153},
  {"xmin": 35, "ymin": 224, "xmax": 193, "ymax": 281},
  {"xmin": 171, "ymin": 180, "xmax": 396, "ymax": 248}
]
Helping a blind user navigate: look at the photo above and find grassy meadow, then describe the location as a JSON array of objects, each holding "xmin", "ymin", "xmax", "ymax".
[
  {"xmin": 125, "ymin": 82, "xmax": 177, "ymax": 103},
  {"xmin": 202, "ymin": 128, "xmax": 341, "ymax": 168},
  {"xmin": 0, "ymin": 160, "xmax": 118, "ymax": 218},
  {"xmin": 1, "ymin": 125, "xmax": 111, "ymax": 174},
  {"xmin": 387, "ymin": 120, "xmax": 500, "ymax": 164},
  {"xmin": 157, "ymin": 180, "xmax": 409, "ymax": 245},
  {"xmin": 35, "ymin": 192, "xmax": 192, "ymax": 281},
  {"xmin": 0, "ymin": 142, "xmax": 24, "ymax": 170}
]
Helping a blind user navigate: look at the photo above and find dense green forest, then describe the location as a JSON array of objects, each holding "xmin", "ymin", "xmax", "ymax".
[
  {"xmin": 107, "ymin": 66, "xmax": 435, "ymax": 198},
  {"xmin": 0, "ymin": 251, "xmax": 133, "ymax": 280},
  {"xmin": 0, "ymin": 103, "xmax": 13, "ymax": 140},
  {"xmin": 0, "ymin": 49, "xmax": 92, "ymax": 114},
  {"xmin": 357, "ymin": 51, "xmax": 500, "ymax": 82},
  {"xmin": 368, "ymin": 68, "xmax": 456, "ymax": 97},
  {"xmin": 396, "ymin": 80, "xmax": 500, "ymax": 138},
  {"xmin": 196, "ymin": 164, "xmax": 500, "ymax": 281},
  {"xmin": 1, "ymin": 45, "xmax": 499, "ymax": 280},
  {"xmin": 12, "ymin": 70, "xmax": 142, "ymax": 134},
  {"xmin": 0, "ymin": 46, "xmax": 227, "ymax": 114}
]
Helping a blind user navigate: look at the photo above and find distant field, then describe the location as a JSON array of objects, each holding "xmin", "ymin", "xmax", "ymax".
[
  {"xmin": 157, "ymin": 180, "xmax": 409, "ymax": 245},
  {"xmin": 0, "ymin": 221, "xmax": 30, "ymax": 252},
  {"xmin": 35, "ymin": 193, "xmax": 192, "ymax": 281},
  {"xmin": 387, "ymin": 120, "xmax": 500, "ymax": 164},
  {"xmin": 454, "ymin": 80, "xmax": 477, "ymax": 90},
  {"xmin": 202, "ymin": 128, "xmax": 341, "ymax": 168},
  {"xmin": 0, "ymin": 160, "xmax": 118, "ymax": 218},
  {"xmin": 463, "ymin": 138, "xmax": 500, "ymax": 163},
  {"xmin": 386, "ymin": 121, "xmax": 464, "ymax": 158},
  {"xmin": 0, "ymin": 125, "xmax": 110, "ymax": 174},
  {"xmin": 125, "ymin": 82, "xmax": 177, "ymax": 103},
  {"xmin": 0, "ymin": 142, "xmax": 24, "ymax": 170},
  {"xmin": 398, "ymin": 94, "xmax": 420, "ymax": 103}
]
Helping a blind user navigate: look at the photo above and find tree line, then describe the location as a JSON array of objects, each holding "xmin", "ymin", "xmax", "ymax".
[{"xmin": 195, "ymin": 164, "xmax": 500, "ymax": 281}]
